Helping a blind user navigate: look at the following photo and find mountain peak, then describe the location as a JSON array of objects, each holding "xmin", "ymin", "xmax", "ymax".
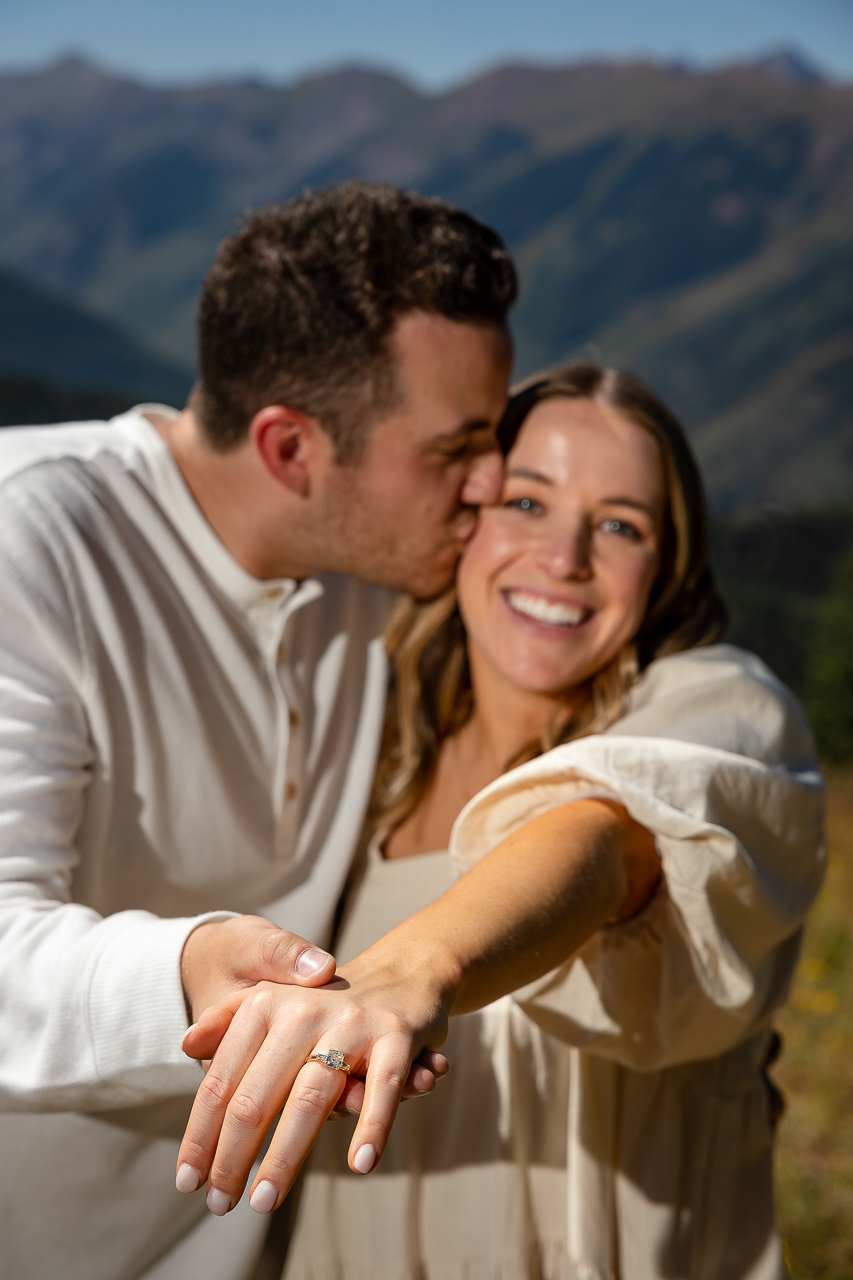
[
  {"xmin": 742, "ymin": 47, "xmax": 827, "ymax": 85},
  {"xmin": 38, "ymin": 52, "xmax": 131, "ymax": 87}
]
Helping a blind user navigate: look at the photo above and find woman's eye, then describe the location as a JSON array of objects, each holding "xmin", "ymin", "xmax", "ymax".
[
  {"xmin": 601, "ymin": 518, "xmax": 639, "ymax": 539},
  {"xmin": 505, "ymin": 496, "xmax": 541, "ymax": 514}
]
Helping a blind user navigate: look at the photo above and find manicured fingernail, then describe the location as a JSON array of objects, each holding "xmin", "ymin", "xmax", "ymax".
[
  {"xmin": 249, "ymin": 1180, "xmax": 279, "ymax": 1214},
  {"xmin": 181, "ymin": 1023, "xmax": 198, "ymax": 1050},
  {"xmin": 353, "ymin": 1144, "xmax": 377, "ymax": 1174},
  {"xmin": 206, "ymin": 1187, "xmax": 231, "ymax": 1216},
  {"xmin": 296, "ymin": 948, "xmax": 331, "ymax": 978},
  {"xmin": 175, "ymin": 1163, "xmax": 201, "ymax": 1193}
]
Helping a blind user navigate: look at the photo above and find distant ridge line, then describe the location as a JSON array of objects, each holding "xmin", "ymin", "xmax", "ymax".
[{"xmin": 0, "ymin": 44, "xmax": 839, "ymax": 96}]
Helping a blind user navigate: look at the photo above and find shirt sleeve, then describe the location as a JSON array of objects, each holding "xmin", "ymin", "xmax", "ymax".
[
  {"xmin": 0, "ymin": 485, "xmax": 235, "ymax": 1112},
  {"xmin": 448, "ymin": 648, "xmax": 826, "ymax": 1071}
]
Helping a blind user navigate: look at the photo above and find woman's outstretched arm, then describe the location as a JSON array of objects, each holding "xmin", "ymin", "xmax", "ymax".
[{"xmin": 176, "ymin": 798, "xmax": 659, "ymax": 1217}]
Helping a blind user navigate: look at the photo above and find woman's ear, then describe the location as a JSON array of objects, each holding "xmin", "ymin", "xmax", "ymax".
[{"xmin": 250, "ymin": 405, "xmax": 319, "ymax": 497}]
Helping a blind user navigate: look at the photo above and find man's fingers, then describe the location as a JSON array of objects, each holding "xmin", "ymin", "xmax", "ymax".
[
  {"xmin": 253, "ymin": 922, "xmax": 337, "ymax": 986},
  {"xmin": 249, "ymin": 1060, "xmax": 348, "ymax": 1212},
  {"xmin": 182, "ymin": 1003, "xmax": 239, "ymax": 1060},
  {"xmin": 407, "ymin": 1064, "xmax": 437, "ymax": 1096},
  {"xmin": 233, "ymin": 917, "xmax": 335, "ymax": 986},
  {"xmin": 181, "ymin": 917, "xmax": 336, "ymax": 1025},
  {"xmin": 332, "ymin": 1074, "xmax": 365, "ymax": 1117},
  {"xmin": 332, "ymin": 1070, "xmax": 430, "ymax": 1121},
  {"xmin": 400, "ymin": 1048, "xmax": 449, "ymax": 1099},
  {"xmin": 414, "ymin": 1049, "xmax": 450, "ymax": 1081},
  {"xmin": 332, "ymin": 1047, "xmax": 450, "ymax": 1117}
]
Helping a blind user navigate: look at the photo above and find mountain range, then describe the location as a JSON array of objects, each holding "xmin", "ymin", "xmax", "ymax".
[{"xmin": 0, "ymin": 52, "xmax": 851, "ymax": 512}]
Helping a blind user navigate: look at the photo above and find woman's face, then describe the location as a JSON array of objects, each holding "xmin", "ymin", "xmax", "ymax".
[{"xmin": 457, "ymin": 396, "xmax": 665, "ymax": 697}]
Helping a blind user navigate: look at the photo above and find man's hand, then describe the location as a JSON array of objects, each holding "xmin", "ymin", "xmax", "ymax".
[
  {"xmin": 326, "ymin": 1049, "xmax": 449, "ymax": 1119},
  {"xmin": 176, "ymin": 945, "xmax": 454, "ymax": 1215},
  {"xmin": 179, "ymin": 916, "xmax": 449, "ymax": 1150},
  {"xmin": 180, "ymin": 916, "xmax": 337, "ymax": 1026}
]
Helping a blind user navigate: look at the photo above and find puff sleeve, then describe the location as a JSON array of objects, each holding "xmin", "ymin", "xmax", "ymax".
[{"xmin": 448, "ymin": 645, "xmax": 826, "ymax": 1071}]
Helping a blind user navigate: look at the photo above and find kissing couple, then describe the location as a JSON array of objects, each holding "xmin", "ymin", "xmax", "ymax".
[{"xmin": 0, "ymin": 182, "xmax": 823, "ymax": 1280}]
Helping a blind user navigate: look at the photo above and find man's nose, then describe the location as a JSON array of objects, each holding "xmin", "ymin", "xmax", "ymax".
[{"xmin": 461, "ymin": 449, "xmax": 503, "ymax": 507}]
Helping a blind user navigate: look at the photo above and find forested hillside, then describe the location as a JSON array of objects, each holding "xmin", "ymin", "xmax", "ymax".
[
  {"xmin": 0, "ymin": 53, "xmax": 851, "ymax": 511},
  {"xmin": 0, "ymin": 267, "xmax": 192, "ymax": 406}
]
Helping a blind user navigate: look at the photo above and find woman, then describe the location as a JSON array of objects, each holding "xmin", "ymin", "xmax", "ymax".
[{"xmin": 180, "ymin": 365, "xmax": 824, "ymax": 1279}]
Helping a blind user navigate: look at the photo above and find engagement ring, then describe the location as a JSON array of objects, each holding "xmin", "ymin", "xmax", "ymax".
[{"xmin": 305, "ymin": 1049, "xmax": 352, "ymax": 1074}]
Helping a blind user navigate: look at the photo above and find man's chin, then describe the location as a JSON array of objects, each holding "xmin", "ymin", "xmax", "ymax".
[{"xmin": 389, "ymin": 557, "xmax": 459, "ymax": 602}]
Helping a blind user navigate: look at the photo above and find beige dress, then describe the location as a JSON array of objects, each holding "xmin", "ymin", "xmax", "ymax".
[{"xmin": 284, "ymin": 645, "xmax": 826, "ymax": 1280}]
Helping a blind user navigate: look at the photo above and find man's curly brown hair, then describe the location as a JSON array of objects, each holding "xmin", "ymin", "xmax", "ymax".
[{"xmin": 194, "ymin": 181, "xmax": 518, "ymax": 459}]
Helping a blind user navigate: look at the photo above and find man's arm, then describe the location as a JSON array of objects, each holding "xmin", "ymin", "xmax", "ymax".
[
  {"xmin": 176, "ymin": 798, "xmax": 659, "ymax": 1213},
  {"xmin": 0, "ymin": 496, "xmax": 338, "ymax": 1112}
]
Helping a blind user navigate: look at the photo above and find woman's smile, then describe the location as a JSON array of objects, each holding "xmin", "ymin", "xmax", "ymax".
[
  {"xmin": 457, "ymin": 394, "xmax": 665, "ymax": 698},
  {"xmin": 502, "ymin": 588, "xmax": 593, "ymax": 632}
]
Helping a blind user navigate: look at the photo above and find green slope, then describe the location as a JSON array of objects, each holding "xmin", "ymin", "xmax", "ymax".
[
  {"xmin": 595, "ymin": 218, "xmax": 853, "ymax": 510},
  {"xmin": 0, "ymin": 375, "xmax": 134, "ymax": 427},
  {"xmin": 0, "ymin": 267, "xmax": 193, "ymax": 406}
]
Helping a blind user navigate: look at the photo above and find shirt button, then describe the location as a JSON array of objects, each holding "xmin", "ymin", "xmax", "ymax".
[
  {"xmin": 266, "ymin": 585, "xmax": 284, "ymax": 600},
  {"xmin": 289, "ymin": 708, "xmax": 300, "ymax": 728},
  {"xmin": 285, "ymin": 782, "xmax": 298, "ymax": 801}
]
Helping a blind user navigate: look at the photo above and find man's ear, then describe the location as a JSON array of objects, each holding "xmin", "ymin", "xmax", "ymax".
[{"xmin": 250, "ymin": 406, "xmax": 322, "ymax": 497}]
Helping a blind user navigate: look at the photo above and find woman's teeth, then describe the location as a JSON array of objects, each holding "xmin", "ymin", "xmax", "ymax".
[{"xmin": 506, "ymin": 590, "xmax": 589, "ymax": 627}]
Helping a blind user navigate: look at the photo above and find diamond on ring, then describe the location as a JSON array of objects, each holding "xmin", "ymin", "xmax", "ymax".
[{"xmin": 306, "ymin": 1049, "xmax": 351, "ymax": 1073}]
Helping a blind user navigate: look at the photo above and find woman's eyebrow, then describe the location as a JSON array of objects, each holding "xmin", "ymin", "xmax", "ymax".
[
  {"xmin": 507, "ymin": 467, "xmax": 553, "ymax": 485},
  {"xmin": 602, "ymin": 496, "xmax": 657, "ymax": 515}
]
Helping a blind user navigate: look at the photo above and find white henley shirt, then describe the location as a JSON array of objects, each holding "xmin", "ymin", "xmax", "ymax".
[{"xmin": 0, "ymin": 406, "xmax": 394, "ymax": 1279}]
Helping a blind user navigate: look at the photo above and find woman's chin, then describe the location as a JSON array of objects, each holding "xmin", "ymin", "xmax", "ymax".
[{"xmin": 492, "ymin": 657, "xmax": 593, "ymax": 699}]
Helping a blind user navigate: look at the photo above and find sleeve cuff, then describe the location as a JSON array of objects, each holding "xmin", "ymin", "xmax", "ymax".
[{"xmin": 86, "ymin": 910, "xmax": 238, "ymax": 1106}]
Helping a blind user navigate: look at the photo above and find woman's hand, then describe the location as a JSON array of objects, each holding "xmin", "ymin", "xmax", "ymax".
[
  {"xmin": 175, "ymin": 797, "xmax": 660, "ymax": 1217},
  {"xmin": 176, "ymin": 942, "xmax": 456, "ymax": 1217}
]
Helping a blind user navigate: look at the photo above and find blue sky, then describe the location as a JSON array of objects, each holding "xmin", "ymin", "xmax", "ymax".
[{"xmin": 1, "ymin": 0, "xmax": 851, "ymax": 86}]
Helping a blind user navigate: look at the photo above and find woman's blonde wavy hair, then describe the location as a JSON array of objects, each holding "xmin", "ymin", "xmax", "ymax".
[{"xmin": 371, "ymin": 362, "xmax": 728, "ymax": 833}]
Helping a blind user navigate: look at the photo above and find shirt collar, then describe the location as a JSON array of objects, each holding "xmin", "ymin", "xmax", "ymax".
[{"xmin": 113, "ymin": 405, "xmax": 325, "ymax": 616}]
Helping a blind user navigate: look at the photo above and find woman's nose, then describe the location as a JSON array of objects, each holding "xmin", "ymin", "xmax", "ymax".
[{"xmin": 538, "ymin": 528, "xmax": 592, "ymax": 580}]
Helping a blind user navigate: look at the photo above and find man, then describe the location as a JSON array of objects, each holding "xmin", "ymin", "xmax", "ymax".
[{"xmin": 0, "ymin": 182, "xmax": 515, "ymax": 1279}]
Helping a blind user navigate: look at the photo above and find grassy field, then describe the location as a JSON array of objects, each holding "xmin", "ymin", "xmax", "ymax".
[{"xmin": 776, "ymin": 768, "xmax": 853, "ymax": 1278}]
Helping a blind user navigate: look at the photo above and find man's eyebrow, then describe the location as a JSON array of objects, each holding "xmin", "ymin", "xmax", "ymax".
[{"xmin": 438, "ymin": 418, "xmax": 496, "ymax": 439}]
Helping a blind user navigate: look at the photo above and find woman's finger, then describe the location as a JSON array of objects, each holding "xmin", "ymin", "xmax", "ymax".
[
  {"xmin": 176, "ymin": 989, "xmax": 281, "ymax": 1197},
  {"xmin": 345, "ymin": 1035, "xmax": 414, "ymax": 1175},
  {"xmin": 205, "ymin": 1047, "xmax": 331, "ymax": 1213},
  {"xmin": 332, "ymin": 1045, "xmax": 448, "ymax": 1118},
  {"xmin": 247, "ymin": 1057, "xmax": 350, "ymax": 1212}
]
